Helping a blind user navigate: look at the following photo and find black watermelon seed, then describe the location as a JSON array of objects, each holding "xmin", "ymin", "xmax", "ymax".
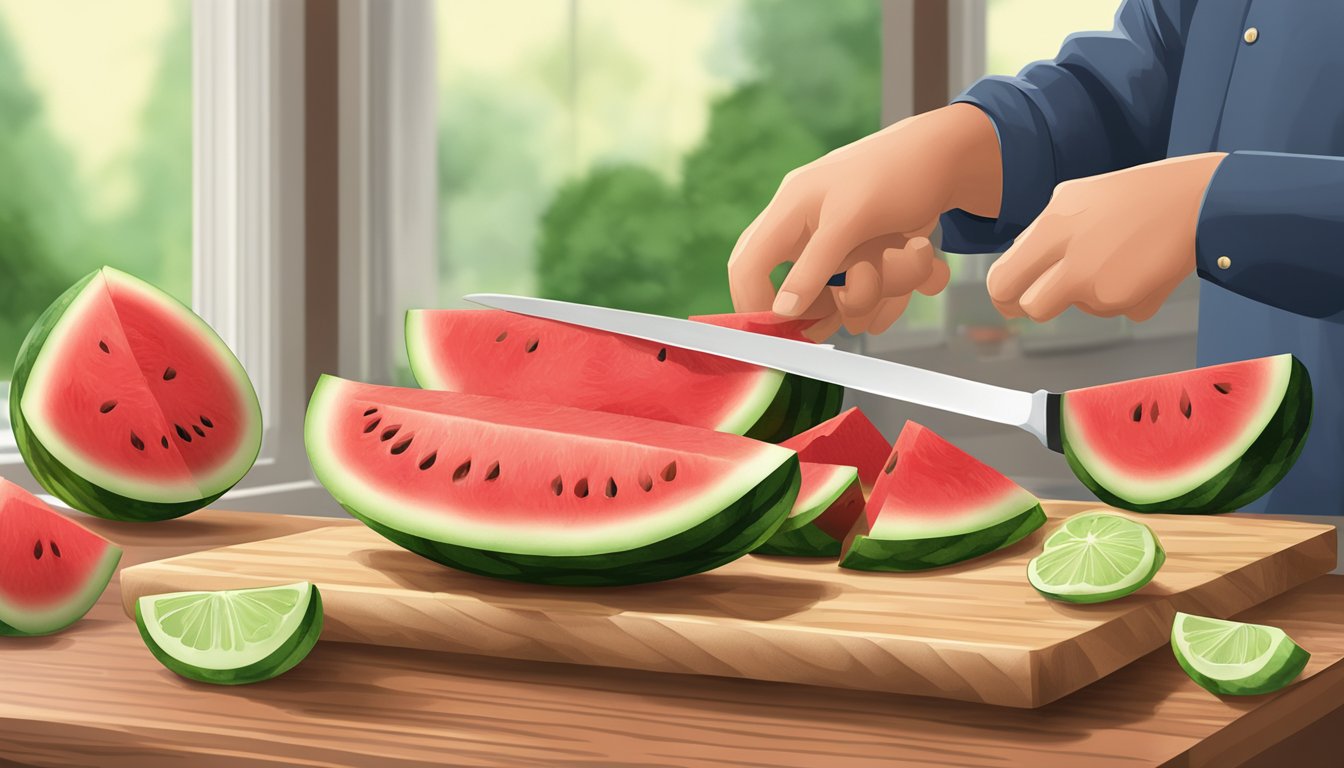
[
  {"xmin": 1180, "ymin": 389, "xmax": 1193, "ymax": 419},
  {"xmin": 380, "ymin": 425, "xmax": 400, "ymax": 442},
  {"xmin": 453, "ymin": 460, "xmax": 472, "ymax": 482},
  {"xmin": 605, "ymin": 478, "xmax": 617, "ymax": 498},
  {"xmin": 657, "ymin": 348, "xmax": 667, "ymax": 362},
  {"xmin": 1214, "ymin": 382, "xmax": 1232, "ymax": 395},
  {"xmin": 495, "ymin": 331, "xmax": 508, "ymax": 342},
  {"xmin": 98, "ymin": 340, "xmax": 110, "ymax": 354},
  {"xmin": 1149, "ymin": 401, "xmax": 1160, "ymax": 423},
  {"xmin": 161, "ymin": 436, "xmax": 169, "ymax": 449},
  {"xmin": 175, "ymin": 424, "xmax": 191, "ymax": 442},
  {"xmin": 99, "ymin": 400, "xmax": 117, "ymax": 414},
  {"xmin": 33, "ymin": 540, "xmax": 42, "ymax": 559},
  {"xmin": 364, "ymin": 417, "xmax": 381, "ymax": 434},
  {"xmin": 884, "ymin": 452, "xmax": 899, "ymax": 474},
  {"xmin": 574, "ymin": 478, "xmax": 589, "ymax": 498},
  {"xmin": 418, "ymin": 452, "xmax": 437, "ymax": 471},
  {"xmin": 1131, "ymin": 403, "xmax": 1143, "ymax": 422},
  {"xmin": 551, "ymin": 476, "xmax": 563, "ymax": 496},
  {"xmin": 638, "ymin": 471, "xmax": 653, "ymax": 492},
  {"xmin": 485, "ymin": 461, "xmax": 500, "ymax": 481},
  {"xmin": 193, "ymin": 424, "xmax": 206, "ymax": 438},
  {"xmin": 200, "ymin": 415, "xmax": 214, "ymax": 428},
  {"xmin": 660, "ymin": 461, "xmax": 677, "ymax": 482},
  {"xmin": 131, "ymin": 433, "xmax": 145, "ymax": 451},
  {"xmin": 525, "ymin": 338, "xmax": 539, "ymax": 353},
  {"xmin": 163, "ymin": 367, "xmax": 177, "ymax": 381},
  {"xmin": 362, "ymin": 408, "xmax": 377, "ymax": 417},
  {"xmin": 50, "ymin": 541, "xmax": 60, "ymax": 558},
  {"xmin": 390, "ymin": 436, "xmax": 413, "ymax": 455}
]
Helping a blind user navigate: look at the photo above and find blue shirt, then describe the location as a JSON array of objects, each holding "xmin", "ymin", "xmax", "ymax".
[{"xmin": 940, "ymin": 0, "xmax": 1344, "ymax": 515}]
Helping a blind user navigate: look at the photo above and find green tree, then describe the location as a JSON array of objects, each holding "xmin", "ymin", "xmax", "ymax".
[
  {"xmin": 0, "ymin": 13, "xmax": 84, "ymax": 377},
  {"xmin": 536, "ymin": 0, "xmax": 881, "ymax": 317}
]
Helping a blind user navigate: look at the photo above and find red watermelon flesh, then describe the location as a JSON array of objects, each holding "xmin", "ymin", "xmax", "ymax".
[
  {"xmin": 1061, "ymin": 354, "xmax": 1306, "ymax": 508},
  {"xmin": 782, "ymin": 407, "xmax": 890, "ymax": 490},
  {"xmin": 688, "ymin": 311, "xmax": 816, "ymax": 340},
  {"xmin": 863, "ymin": 421, "xmax": 1039, "ymax": 540},
  {"xmin": 0, "ymin": 478, "xmax": 121, "ymax": 635},
  {"xmin": 405, "ymin": 309, "xmax": 831, "ymax": 439},
  {"xmin": 305, "ymin": 376, "xmax": 796, "ymax": 557},
  {"xmin": 16, "ymin": 268, "xmax": 261, "ymax": 507}
]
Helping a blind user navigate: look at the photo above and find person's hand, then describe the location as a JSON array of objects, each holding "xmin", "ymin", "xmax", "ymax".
[
  {"xmin": 727, "ymin": 104, "xmax": 1003, "ymax": 340},
  {"xmin": 987, "ymin": 153, "xmax": 1226, "ymax": 322}
]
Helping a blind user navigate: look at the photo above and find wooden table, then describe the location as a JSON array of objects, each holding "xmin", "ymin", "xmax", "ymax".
[{"xmin": 2, "ymin": 510, "xmax": 1343, "ymax": 767}]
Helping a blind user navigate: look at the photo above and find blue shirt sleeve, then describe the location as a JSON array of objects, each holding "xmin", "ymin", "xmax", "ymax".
[
  {"xmin": 1197, "ymin": 151, "xmax": 1344, "ymax": 318},
  {"xmin": 939, "ymin": 0, "xmax": 1196, "ymax": 254}
]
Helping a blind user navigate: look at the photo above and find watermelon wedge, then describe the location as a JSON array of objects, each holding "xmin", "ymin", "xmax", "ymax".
[
  {"xmin": 10, "ymin": 268, "xmax": 262, "ymax": 521},
  {"xmin": 781, "ymin": 407, "xmax": 891, "ymax": 490},
  {"xmin": 0, "ymin": 478, "xmax": 121, "ymax": 635},
  {"xmin": 1061, "ymin": 354, "xmax": 1311, "ymax": 513},
  {"xmin": 305, "ymin": 376, "xmax": 800, "ymax": 586},
  {"xmin": 841, "ymin": 422, "xmax": 1045, "ymax": 572},
  {"xmin": 404, "ymin": 310, "xmax": 842, "ymax": 442},
  {"xmin": 755, "ymin": 462, "xmax": 864, "ymax": 557}
]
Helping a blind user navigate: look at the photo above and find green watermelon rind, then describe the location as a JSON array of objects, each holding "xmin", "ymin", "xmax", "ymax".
[
  {"xmin": 344, "ymin": 457, "xmax": 800, "ymax": 587},
  {"xmin": 779, "ymin": 464, "xmax": 859, "ymax": 533},
  {"xmin": 135, "ymin": 587, "xmax": 324, "ymax": 685},
  {"xmin": 753, "ymin": 523, "xmax": 842, "ymax": 558},
  {"xmin": 0, "ymin": 543, "xmax": 121, "ymax": 637},
  {"xmin": 1062, "ymin": 357, "xmax": 1313, "ymax": 514},
  {"xmin": 9, "ymin": 269, "xmax": 262, "ymax": 521},
  {"xmin": 840, "ymin": 504, "xmax": 1046, "ymax": 572},
  {"xmin": 405, "ymin": 310, "xmax": 841, "ymax": 445}
]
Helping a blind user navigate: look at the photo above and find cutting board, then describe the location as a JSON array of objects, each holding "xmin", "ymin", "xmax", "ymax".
[{"xmin": 120, "ymin": 501, "xmax": 1335, "ymax": 708}]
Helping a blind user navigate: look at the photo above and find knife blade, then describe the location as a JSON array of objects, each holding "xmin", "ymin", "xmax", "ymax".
[{"xmin": 465, "ymin": 293, "xmax": 1061, "ymax": 451}]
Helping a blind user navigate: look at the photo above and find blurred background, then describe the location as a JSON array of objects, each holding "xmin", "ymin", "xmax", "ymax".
[{"xmin": 0, "ymin": 0, "xmax": 1203, "ymax": 503}]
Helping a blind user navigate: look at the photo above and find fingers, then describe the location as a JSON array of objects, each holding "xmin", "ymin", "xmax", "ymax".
[
  {"xmin": 880, "ymin": 236, "xmax": 938, "ymax": 296},
  {"xmin": 773, "ymin": 224, "xmax": 853, "ymax": 317},
  {"xmin": 986, "ymin": 218, "xmax": 1068, "ymax": 315},
  {"xmin": 1017, "ymin": 261, "xmax": 1080, "ymax": 322},
  {"xmin": 727, "ymin": 200, "xmax": 808, "ymax": 313},
  {"xmin": 835, "ymin": 260, "xmax": 882, "ymax": 321},
  {"xmin": 802, "ymin": 312, "xmax": 844, "ymax": 342},
  {"xmin": 916, "ymin": 253, "xmax": 950, "ymax": 296},
  {"xmin": 867, "ymin": 296, "xmax": 912, "ymax": 335}
]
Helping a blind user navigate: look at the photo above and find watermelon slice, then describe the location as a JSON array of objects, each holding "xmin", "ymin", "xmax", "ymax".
[
  {"xmin": 1061, "ymin": 354, "xmax": 1311, "ymax": 513},
  {"xmin": 9, "ymin": 268, "xmax": 262, "ymax": 521},
  {"xmin": 840, "ymin": 422, "xmax": 1045, "ymax": 572},
  {"xmin": 305, "ymin": 376, "xmax": 800, "ymax": 586},
  {"xmin": 404, "ymin": 310, "xmax": 843, "ymax": 443},
  {"xmin": 0, "ymin": 478, "xmax": 121, "ymax": 635},
  {"xmin": 755, "ymin": 462, "xmax": 865, "ymax": 557},
  {"xmin": 781, "ymin": 407, "xmax": 891, "ymax": 490}
]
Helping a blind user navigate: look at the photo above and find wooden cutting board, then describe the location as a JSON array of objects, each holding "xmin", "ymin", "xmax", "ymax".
[{"xmin": 119, "ymin": 501, "xmax": 1335, "ymax": 708}]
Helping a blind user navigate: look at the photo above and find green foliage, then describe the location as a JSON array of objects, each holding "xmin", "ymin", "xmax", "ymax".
[{"xmin": 535, "ymin": 0, "xmax": 881, "ymax": 318}]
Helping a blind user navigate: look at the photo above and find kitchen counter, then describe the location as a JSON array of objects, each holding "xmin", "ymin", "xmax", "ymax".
[{"xmin": 3, "ymin": 510, "xmax": 1343, "ymax": 767}]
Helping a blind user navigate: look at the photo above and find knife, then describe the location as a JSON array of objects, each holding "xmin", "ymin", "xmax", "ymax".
[{"xmin": 465, "ymin": 293, "xmax": 1062, "ymax": 452}]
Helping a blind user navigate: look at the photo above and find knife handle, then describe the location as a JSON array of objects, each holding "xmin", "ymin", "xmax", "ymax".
[{"xmin": 826, "ymin": 272, "xmax": 846, "ymax": 287}]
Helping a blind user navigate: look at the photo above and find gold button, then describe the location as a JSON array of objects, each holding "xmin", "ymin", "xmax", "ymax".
[
  {"xmin": 1243, "ymin": 27, "xmax": 1258, "ymax": 44},
  {"xmin": 1217, "ymin": 256, "xmax": 1232, "ymax": 270}
]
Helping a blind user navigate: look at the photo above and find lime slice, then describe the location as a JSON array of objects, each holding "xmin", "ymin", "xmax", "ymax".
[
  {"xmin": 135, "ymin": 581, "xmax": 323, "ymax": 685},
  {"xmin": 1171, "ymin": 612, "xmax": 1310, "ymax": 696},
  {"xmin": 1026, "ymin": 511, "xmax": 1164, "ymax": 603}
]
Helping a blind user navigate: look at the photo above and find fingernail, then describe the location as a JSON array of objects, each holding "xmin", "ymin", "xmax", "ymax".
[{"xmin": 773, "ymin": 291, "xmax": 801, "ymax": 316}]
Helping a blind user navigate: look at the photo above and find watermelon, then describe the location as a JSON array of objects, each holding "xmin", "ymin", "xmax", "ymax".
[
  {"xmin": 840, "ymin": 422, "xmax": 1045, "ymax": 572},
  {"xmin": 1060, "ymin": 354, "xmax": 1311, "ymax": 513},
  {"xmin": 755, "ymin": 462, "xmax": 865, "ymax": 557},
  {"xmin": 781, "ymin": 407, "xmax": 891, "ymax": 490},
  {"xmin": 404, "ymin": 310, "xmax": 843, "ymax": 443},
  {"xmin": 9, "ymin": 268, "xmax": 262, "ymax": 521},
  {"xmin": 305, "ymin": 376, "xmax": 800, "ymax": 586},
  {"xmin": 0, "ymin": 478, "xmax": 121, "ymax": 635}
]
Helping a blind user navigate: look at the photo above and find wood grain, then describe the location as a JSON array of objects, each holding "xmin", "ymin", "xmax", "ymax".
[{"xmin": 118, "ymin": 501, "xmax": 1336, "ymax": 708}]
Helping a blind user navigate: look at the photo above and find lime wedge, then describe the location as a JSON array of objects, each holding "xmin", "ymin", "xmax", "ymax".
[
  {"xmin": 1171, "ymin": 612, "xmax": 1310, "ymax": 696},
  {"xmin": 1026, "ymin": 511, "xmax": 1164, "ymax": 603},
  {"xmin": 135, "ymin": 582, "xmax": 323, "ymax": 685}
]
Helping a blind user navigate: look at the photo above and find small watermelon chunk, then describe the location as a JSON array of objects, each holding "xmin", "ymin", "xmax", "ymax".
[
  {"xmin": 305, "ymin": 377, "xmax": 800, "ymax": 586},
  {"xmin": 1061, "ymin": 354, "xmax": 1311, "ymax": 513},
  {"xmin": 405, "ymin": 310, "xmax": 842, "ymax": 443},
  {"xmin": 781, "ymin": 407, "xmax": 891, "ymax": 490},
  {"xmin": 10, "ymin": 268, "xmax": 262, "ymax": 521},
  {"xmin": 755, "ymin": 463, "xmax": 864, "ymax": 558},
  {"xmin": 0, "ymin": 479, "xmax": 121, "ymax": 635},
  {"xmin": 840, "ymin": 422, "xmax": 1045, "ymax": 572}
]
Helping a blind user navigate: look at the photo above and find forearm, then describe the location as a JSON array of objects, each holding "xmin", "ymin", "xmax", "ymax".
[{"xmin": 1198, "ymin": 151, "xmax": 1344, "ymax": 318}]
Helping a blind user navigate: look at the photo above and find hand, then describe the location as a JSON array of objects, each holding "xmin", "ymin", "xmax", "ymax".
[
  {"xmin": 986, "ymin": 153, "xmax": 1226, "ymax": 322},
  {"xmin": 727, "ymin": 104, "xmax": 1003, "ymax": 340}
]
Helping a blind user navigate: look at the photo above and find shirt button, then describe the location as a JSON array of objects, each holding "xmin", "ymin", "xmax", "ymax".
[
  {"xmin": 1217, "ymin": 256, "xmax": 1232, "ymax": 270},
  {"xmin": 1243, "ymin": 27, "xmax": 1258, "ymax": 44}
]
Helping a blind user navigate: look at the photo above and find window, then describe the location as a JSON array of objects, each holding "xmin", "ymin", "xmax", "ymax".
[{"xmin": 0, "ymin": 0, "xmax": 190, "ymax": 452}]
